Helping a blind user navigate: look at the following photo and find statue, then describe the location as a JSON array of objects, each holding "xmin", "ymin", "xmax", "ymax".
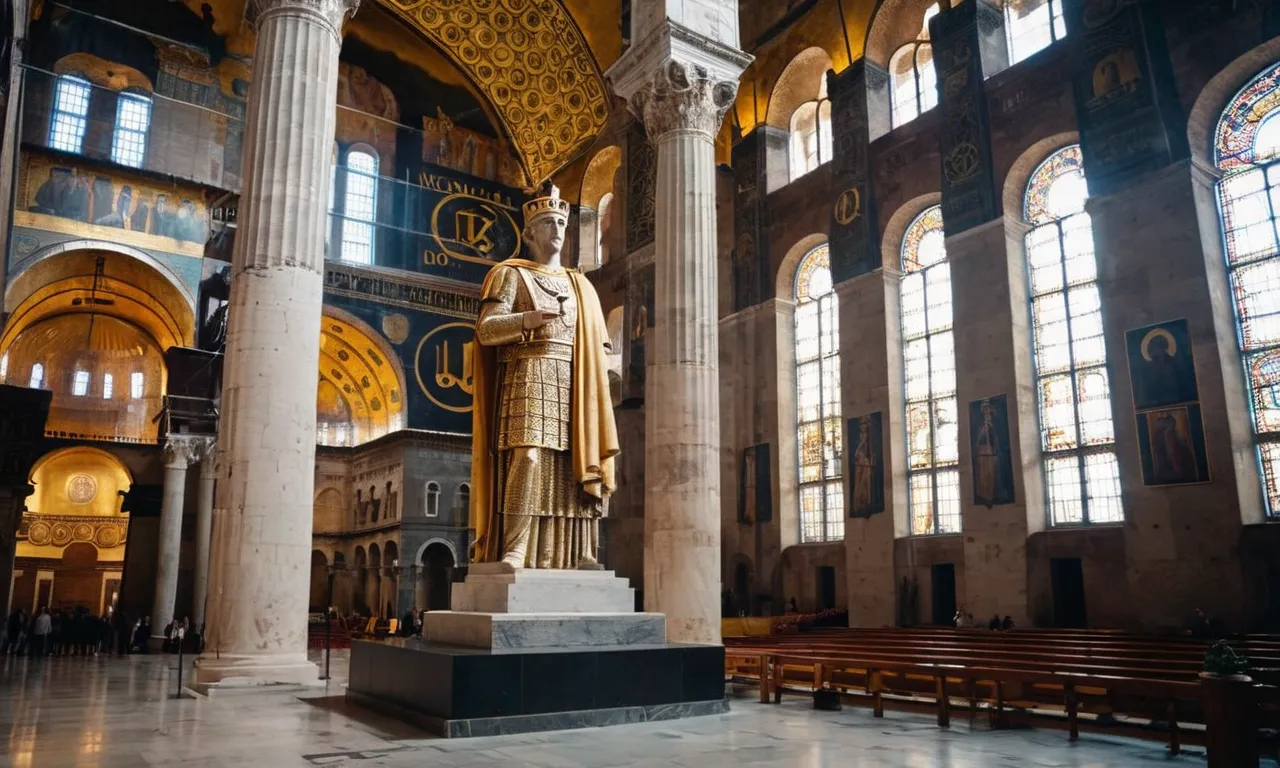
[{"xmin": 469, "ymin": 182, "xmax": 619, "ymax": 569}]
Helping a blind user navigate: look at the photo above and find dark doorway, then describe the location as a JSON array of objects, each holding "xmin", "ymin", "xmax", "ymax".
[
  {"xmin": 1051, "ymin": 557, "xmax": 1087, "ymax": 628},
  {"xmin": 931, "ymin": 563, "xmax": 957, "ymax": 626},
  {"xmin": 817, "ymin": 566, "xmax": 836, "ymax": 611},
  {"xmin": 422, "ymin": 543, "xmax": 455, "ymax": 612}
]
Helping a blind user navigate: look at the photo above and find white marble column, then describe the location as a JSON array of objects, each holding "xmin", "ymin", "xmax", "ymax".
[
  {"xmin": 610, "ymin": 32, "xmax": 750, "ymax": 644},
  {"xmin": 195, "ymin": 0, "xmax": 357, "ymax": 685},
  {"xmin": 191, "ymin": 446, "xmax": 217, "ymax": 630},
  {"xmin": 150, "ymin": 436, "xmax": 203, "ymax": 650}
]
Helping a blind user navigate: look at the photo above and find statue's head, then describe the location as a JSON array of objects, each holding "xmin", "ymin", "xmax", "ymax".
[{"xmin": 522, "ymin": 182, "xmax": 569, "ymax": 264}]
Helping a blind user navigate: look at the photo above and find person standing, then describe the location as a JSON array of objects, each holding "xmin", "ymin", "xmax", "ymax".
[
  {"xmin": 29, "ymin": 607, "xmax": 51, "ymax": 657},
  {"xmin": 4, "ymin": 608, "xmax": 25, "ymax": 655}
]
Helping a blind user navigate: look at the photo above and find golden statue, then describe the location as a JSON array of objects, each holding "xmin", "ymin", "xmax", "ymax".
[{"xmin": 469, "ymin": 183, "xmax": 619, "ymax": 569}]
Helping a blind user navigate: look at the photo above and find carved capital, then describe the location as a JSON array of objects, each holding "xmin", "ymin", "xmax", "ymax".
[
  {"xmin": 163, "ymin": 436, "xmax": 211, "ymax": 470},
  {"xmin": 199, "ymin": 443, "xmax": 220, "ymax": 480},
  {"xmin": 245, "ymin": 0, "xmax": 360, "ymax": 40},
  {"xmin": 629, "ymin": 60, "xmax": 738, "ymax": 142}
]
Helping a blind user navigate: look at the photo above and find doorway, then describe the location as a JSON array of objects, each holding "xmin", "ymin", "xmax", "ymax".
[
  {"xmin": 1050, "ymin": 557, "xmax": 1087, "ymax": 628},
  {"xmin": 817, "ymin": 566, "xmax": 836, "ymax": 611},
  {"xmin": 930, "ymin": 563, "xmax": 957, "ymax": 626}
]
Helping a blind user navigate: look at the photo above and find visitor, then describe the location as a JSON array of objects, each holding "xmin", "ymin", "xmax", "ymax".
[
  {"xmin": 1001, "ymin": 615, "xmax": 1015, "ymax": 631},
  {"xmin": 987, "ymin": 613, "xmax": 1001, "ymax": 631},
  {"xmin": 953, "ymin": 607, "xmax": 969, "ymax": 628},
  {"xmin": 133, "ymin": 616, "xmax": 150, "ymax": 653},
  {"xmin": 29, "ymin": 607, "xmax": 51, "ymax": 657},
  {"xmin": 4, "ymin": 608, "xmax": 26, "ymax": 655}
]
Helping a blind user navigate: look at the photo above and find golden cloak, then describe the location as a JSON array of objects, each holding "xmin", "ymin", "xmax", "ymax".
[{"xmin": 468, "ymin": 260, "xmax": 620, "ymax": 563}]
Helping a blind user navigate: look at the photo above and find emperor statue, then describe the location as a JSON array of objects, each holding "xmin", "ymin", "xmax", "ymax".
[{"xmin": 469, "ymin": 183, "xmax": 619, "ymax": 569}]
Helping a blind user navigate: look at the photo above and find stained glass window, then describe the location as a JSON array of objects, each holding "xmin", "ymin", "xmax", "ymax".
[
  {"xmin": 795, "ymin": 245, "xmax": 843, "ymax": 543},
  {"xmin": 341, "ymin": 149, "xmax": 378, "ymax": 265},
  {"xmin": 900, "ymin": 206, "xmax": 960, "ymax": 535},
  {"xmin": 111, "ymin": 90, "xmax": 151, "ymax": 168},
  {"xmin": 889, "ymin": 6, "xmax": 940, "ymax": 129},
  {"xmin": 790, "ymin": 84, "xmax": 833, "ymax": 181},
  {"xmin": 1025, "ymin": 145, "xmax": 1123, "ymax": 525},
  {"xmin": 1216, "ymin": 61, "xmax": 1280, "ymax": 515},
  {"xmin": 1004, "ymin": 0, "xmax": 1066, "ymax": 66},
  {"xmin": 49, "ymin": 75, "xmax": 91, "ymax": 154}
]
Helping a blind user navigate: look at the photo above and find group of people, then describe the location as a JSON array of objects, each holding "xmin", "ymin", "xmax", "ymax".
[
  {"xmin": 954, "ymin": 608, "xmax": 1016, "ymax": 631},
  {"xmin": 1, "ymin": 606, "xmax": 200, "ymax": 657}
]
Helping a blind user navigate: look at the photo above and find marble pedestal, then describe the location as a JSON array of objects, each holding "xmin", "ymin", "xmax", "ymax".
[{"xmin": 346, "ymin": 566, "xmax": 727, "ymax": 737}]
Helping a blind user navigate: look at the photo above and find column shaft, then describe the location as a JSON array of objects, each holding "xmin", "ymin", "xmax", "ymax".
[
  {"xmin": 196, "ymin": 0, "xmax": 352, "ymax": 685},
  {"xmin": 192, "ymin": 456, "xmax": 216, "ymax": 629},
  {"xmin": 645, "ymin": 126, "xmax": 723, "ymax": 644},
  {"xmin": 150, "ymin": 450, "xmax": 191, "ymax": 649}
]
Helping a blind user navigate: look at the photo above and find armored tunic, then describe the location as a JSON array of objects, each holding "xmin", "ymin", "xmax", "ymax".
[{"xmin": 476, "ymin": 262, "xmax": 598, "ymax": 568}]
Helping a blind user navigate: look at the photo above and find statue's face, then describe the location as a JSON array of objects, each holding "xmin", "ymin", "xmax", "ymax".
[{"xmin": 526, "ymin": 214, "xmax": 566, "ymax": 263}]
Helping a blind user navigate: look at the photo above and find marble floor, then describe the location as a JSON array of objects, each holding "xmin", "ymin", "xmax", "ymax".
[{"xmin": 0, "ymin": 650, "xmax": 1265, "ymax": 767}]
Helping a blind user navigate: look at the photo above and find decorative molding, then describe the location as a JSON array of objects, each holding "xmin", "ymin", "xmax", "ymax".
[
  {"xmin": 245, "ymin": 0, "xmax": 360, "ymax": 39},
  {"xmin": 19, "ymin": 514, "xmax": 129, "ymax": 549}
]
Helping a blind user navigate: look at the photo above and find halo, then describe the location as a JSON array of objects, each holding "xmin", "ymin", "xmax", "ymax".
[{"xmin": 1140, "ymin": 327, "xmax": 1177, "ymax": 361}]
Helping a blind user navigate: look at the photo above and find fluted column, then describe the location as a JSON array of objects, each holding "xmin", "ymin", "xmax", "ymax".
[
  {"xmin": 618, "ymin": 55, "xmax": 746, "ymax": 644},
  {"xmin": 192, "ymin": 446, "xmax": 217, "ymax": 630},
  {"xmin": 195, "ymin": 0, "xmax": 357, "ymax": 685},
  {"xmin": 150, "ymin": 436, "xmax": 204, "ymax": 650}
]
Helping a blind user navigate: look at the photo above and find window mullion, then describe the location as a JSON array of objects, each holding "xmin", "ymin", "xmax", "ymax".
[{"xmin": 1056, "ymin": 220, "xmax": 1092, "ymax": 523}]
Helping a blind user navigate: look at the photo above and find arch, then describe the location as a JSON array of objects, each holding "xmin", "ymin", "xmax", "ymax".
[
  {"xmin": 414, "ymin": 537, "xmax": 459, "ymax": 566},
  {"xmin": 384, "ymin": 540, "xmax": 399, "ymax": 567},
  {"xmin": 579, "ymin": 145, "xmax": 622, "ymax": 210},
  {"xmin": 26, "ymin": 445, "xmax": 133, "ymax": 515},
  {"xmin": 1002, "ymin": 132, "xmax": 1081, "ymax": 221},
  {"xmin": 313, "ymin": 487, "xmax": 343, "ymax": 534},
  {"xmin": 425, "ymin": 480, "xmax": 441, "ymax": 517},
  {"xmin": 765, "ymin": 47, "xmax": 835, "ymax": 130},
  {"xmin": 1187, "ymin": 36, "xmax": 1280, "ymax": 168},
  {"xmin": 865, "ymin": 0, "xmax": 941, "ymax": 67},
  {"xmin": 376, "ymin": 1, "xmax": 607, "ymax": 185},
  {"xmin": 881, "ymin": 193, "xmax": 943, "ymax": 269},
  {"xmin": 317, "ymin": 306, "xmax": 408, "ymax": 447},
  {"xmin": 793, "ymin": 243, "xmax": 843, "ymax": 543},
  {"xmin": 776, "ymin": 233, "xmax": 830, "ymax": 299},
  {"xmin": 53, "ymin": 53, "xmax": 153, "ymax": 93}
]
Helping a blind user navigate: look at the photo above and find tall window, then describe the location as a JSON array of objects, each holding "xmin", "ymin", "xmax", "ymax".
[
  {"xmin": 0, "ymin": 352, "xmax": 8, "ymax": 382},
  {"xmin": 1005, "ymin": 0, "xmax": 1066, "ymax": 65},
  {"xmin": 901, "ymin": 206, "xmax": 960, "ymax": 535},
  {"xmin": 341, "ymin": 149, "xmax": 378, "ymax": 265},
  {"xmin": 111, "ymin": 90, "xmax": 152, "ymax": 168},
  {"xmin": 102, "ymin": 372, "xmax": 114, "ymax": 400},
  {"xmin": 425, "ymin": 481, "xmax": 440, "ymax": 518},
  {"xmin": 1025, "ymin": 145, "xmax": 1122, "ymax": 525},
  {"xmin": 29, "ymin": 363, "xmax": 44, "ymax": 389},
  {"xmin": 130, "ymin": 371, "xmax": 144, "ymax": 400},
  {"xmin": 889, "ymin": 5, "xmax": 940, "ymax": 128},
  {"xmin": 790, "ymin": 84, "xmax": 833, "ymax": 181},
  {"xmin": 72, "ymin": 370, "xmax": 90, "ymax": 397},
  {"xmin": 597, "ymin": 192, "xmax": 614, "ymax": 265},
  {"xmin": 458, "ymin": 483, "xmax": 471, "ymax": 516},
  {"xmin": 49, "ymin": 74, "xmax": 91, "ymax": 153},
  {"xmin": 795, "ymin": 245, "xmax": 843, "ymax": 542},
  {"xmin": 1215, "ymin": 62, "xmax": 1280, "ymax": 516}
]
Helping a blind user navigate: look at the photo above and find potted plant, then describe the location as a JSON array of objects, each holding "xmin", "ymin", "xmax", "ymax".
[
  {"xmin": 1201, "ymin": 640, "xmax": 1251, "ymax": 680},
  {"xmin": 1199, "ymin": 641, "xmax": 1258, "ymax": 767}
]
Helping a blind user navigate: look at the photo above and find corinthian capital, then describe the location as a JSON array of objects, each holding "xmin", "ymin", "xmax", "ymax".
[
  {"xmin": 200, "ymin": 443, "xmax": 221, "ymax": 480},
  {"xmin": 163, "ymin": 436, "xmax": 214, "ymax": 470},
  {"xmin": 245, "ymin": 0, "xmax": 360, "ymax": 39},
  {"xmin": 629, "ymin": 59, "xmax": 739, "ymax": 142}
]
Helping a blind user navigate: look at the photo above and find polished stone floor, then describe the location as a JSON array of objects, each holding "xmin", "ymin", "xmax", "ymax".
[{"xmin": 0, "ymin": 649, "xmax": 1259, "ymax": 767}]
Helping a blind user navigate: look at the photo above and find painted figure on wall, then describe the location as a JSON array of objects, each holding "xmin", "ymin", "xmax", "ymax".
[
  {"xmin": 1126, "ymin": 319, "xmax": 1199, "ymax": 409},
  {"xmin": 970, "ymin": 395, "xmax": 1016, "ymax": 508},
  {"xmin": 469, "ymin": 183, "xmax": 619, "ymax": 569},
  {"xmin": 1136, "ymin": 404, "xmax": 1210, "ymax": 486},
  {"xmin": 29, "ymin": 166, "xmax": 90, "ymax": 221},
  {"xmin": 849, "ymin": 413, "xmax": 884, "ymax": 518}
]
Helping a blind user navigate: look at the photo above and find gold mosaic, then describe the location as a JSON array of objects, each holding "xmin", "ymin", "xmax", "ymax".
[{"xmin": 378, "ymin": 0, "xmax": 609, "ymax": 183}]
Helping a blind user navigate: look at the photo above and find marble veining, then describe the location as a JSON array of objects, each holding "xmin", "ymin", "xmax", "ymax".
[{"xmin": 3, "ymin": 651, "xmax": 1269, "ymax": 767}]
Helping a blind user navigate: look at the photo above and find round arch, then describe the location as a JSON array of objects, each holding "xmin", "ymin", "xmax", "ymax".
[
  {"xmin": 580, "ymin": 145, "xmax": 622, "ymax": 210},
  {"xmin": 318, "ymin": 306, "xmax": 408, "ymax": 447},
  {"xmin": 776, "ymin": 234, "xmax": 830, "ymax": 299},
  {"xmin": 1001, "ymin": 132, "xmax": 1081, "ymax": 221},
  {"xmin": 765, "ymin": 47, "xmax": 834, "ymax": 130},
  {"xmin": 414, "ymin": 537, "xmax": 459, "ymax": 566},
  {"xmin": 881, "ymin": 193, "xmax": 943, "ymax": 270},
  {"xmin": 864, "ymin": 0, "xmax": 942, "ymax": 68},
  {"xmin": 1187, "ymin": 36, "xmax": 1280, "ymax": 167}
]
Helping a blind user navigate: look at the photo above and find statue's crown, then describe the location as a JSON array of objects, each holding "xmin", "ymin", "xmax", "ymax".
[{"xmin": 523, "ymin": 181, "xmax": 570, "ymax": 223}]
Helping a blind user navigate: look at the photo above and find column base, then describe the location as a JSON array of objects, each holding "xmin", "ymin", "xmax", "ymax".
[{"xmin": 193, "ymin": 652, "xmax": 319, "ymax": 688}]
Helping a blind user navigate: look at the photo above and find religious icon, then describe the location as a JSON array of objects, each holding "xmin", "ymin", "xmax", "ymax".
[
  {"xmin": 468, "ymin": 182, "xmax": 619, "ymax": 569},
  {"xmin": 848, "ymin": 413, "xmax": 885, "ymax": 519},
  {"xmin": 969, "ymin": 395, "xmax": 1015, "ymax": 508},
  {"xmin": 1125, "ymin": 319, "xmax": 1200, "ymax": 410},
  {"xmin": 1135, "ymin": 404, "xmax": 1210, "ymax": 486}
]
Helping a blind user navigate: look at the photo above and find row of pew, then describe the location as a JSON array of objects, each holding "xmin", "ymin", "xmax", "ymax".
[{"xmin": 724, "ymin": 626, "xmax": 1280, "ymax": 756}]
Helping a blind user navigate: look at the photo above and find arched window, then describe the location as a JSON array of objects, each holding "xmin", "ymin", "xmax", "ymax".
[
  {"xmin": 1005, "ymin": 0, "xmax": 1066, "ymax": 66},
  {"xmin": 889, "ymin": 6, "xmax": 940, "ymax": 129},
  {"xmin": 111, "ymin": 89, "xmax": 152, "ymax": 168},
  {"xmin": 1215, "ymin": 62, "xmax": 1280, "ymax": 516},
  {"xmin": 72, "ymin": 369, "xmax": 89, "ymax": 397},
  {"xmin": 341, "ymin": 149, "xmax": 378, "ymax": 265},
  {"xmin": 794, "ymin": 245, "xmax": 843, "ymax": 543},
  {"xmin": 458, "ymin": 482, "xmax": 471, "ymax": 516},
  {"xmin": 901, "ymin": 206, "xmax": 959, "ymax": 535},
  {"xmin": 49, "ymin": 74, "xmax": 91, "ymax": 153},
  {"xmin": 29, "ymin": 362, "xmax": 44, "ymax": 389},
  {"xmin": 425, "ymin": 481, "xmax": 440, "ymax": 517},
  {"xmin": 1024, "ymin": 145, "xmax": 1122, "ymax": 526},
  {"xmin": 789, "ymin": 82, "xmax": 833, "ymax": 181},
  {"xmin": 596, "ymin": 192, "xmax": 613, "ymax": 265}
]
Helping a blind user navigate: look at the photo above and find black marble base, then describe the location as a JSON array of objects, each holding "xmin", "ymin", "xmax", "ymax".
[{"xmin": 346, "ymin": 637, "xmax": 728, "ymax": 738}]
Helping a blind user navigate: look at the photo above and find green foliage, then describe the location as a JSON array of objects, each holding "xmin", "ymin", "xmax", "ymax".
[{"xmin": 1202, "ymin": 640, "xmax": 1250, "ymax": 676}]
